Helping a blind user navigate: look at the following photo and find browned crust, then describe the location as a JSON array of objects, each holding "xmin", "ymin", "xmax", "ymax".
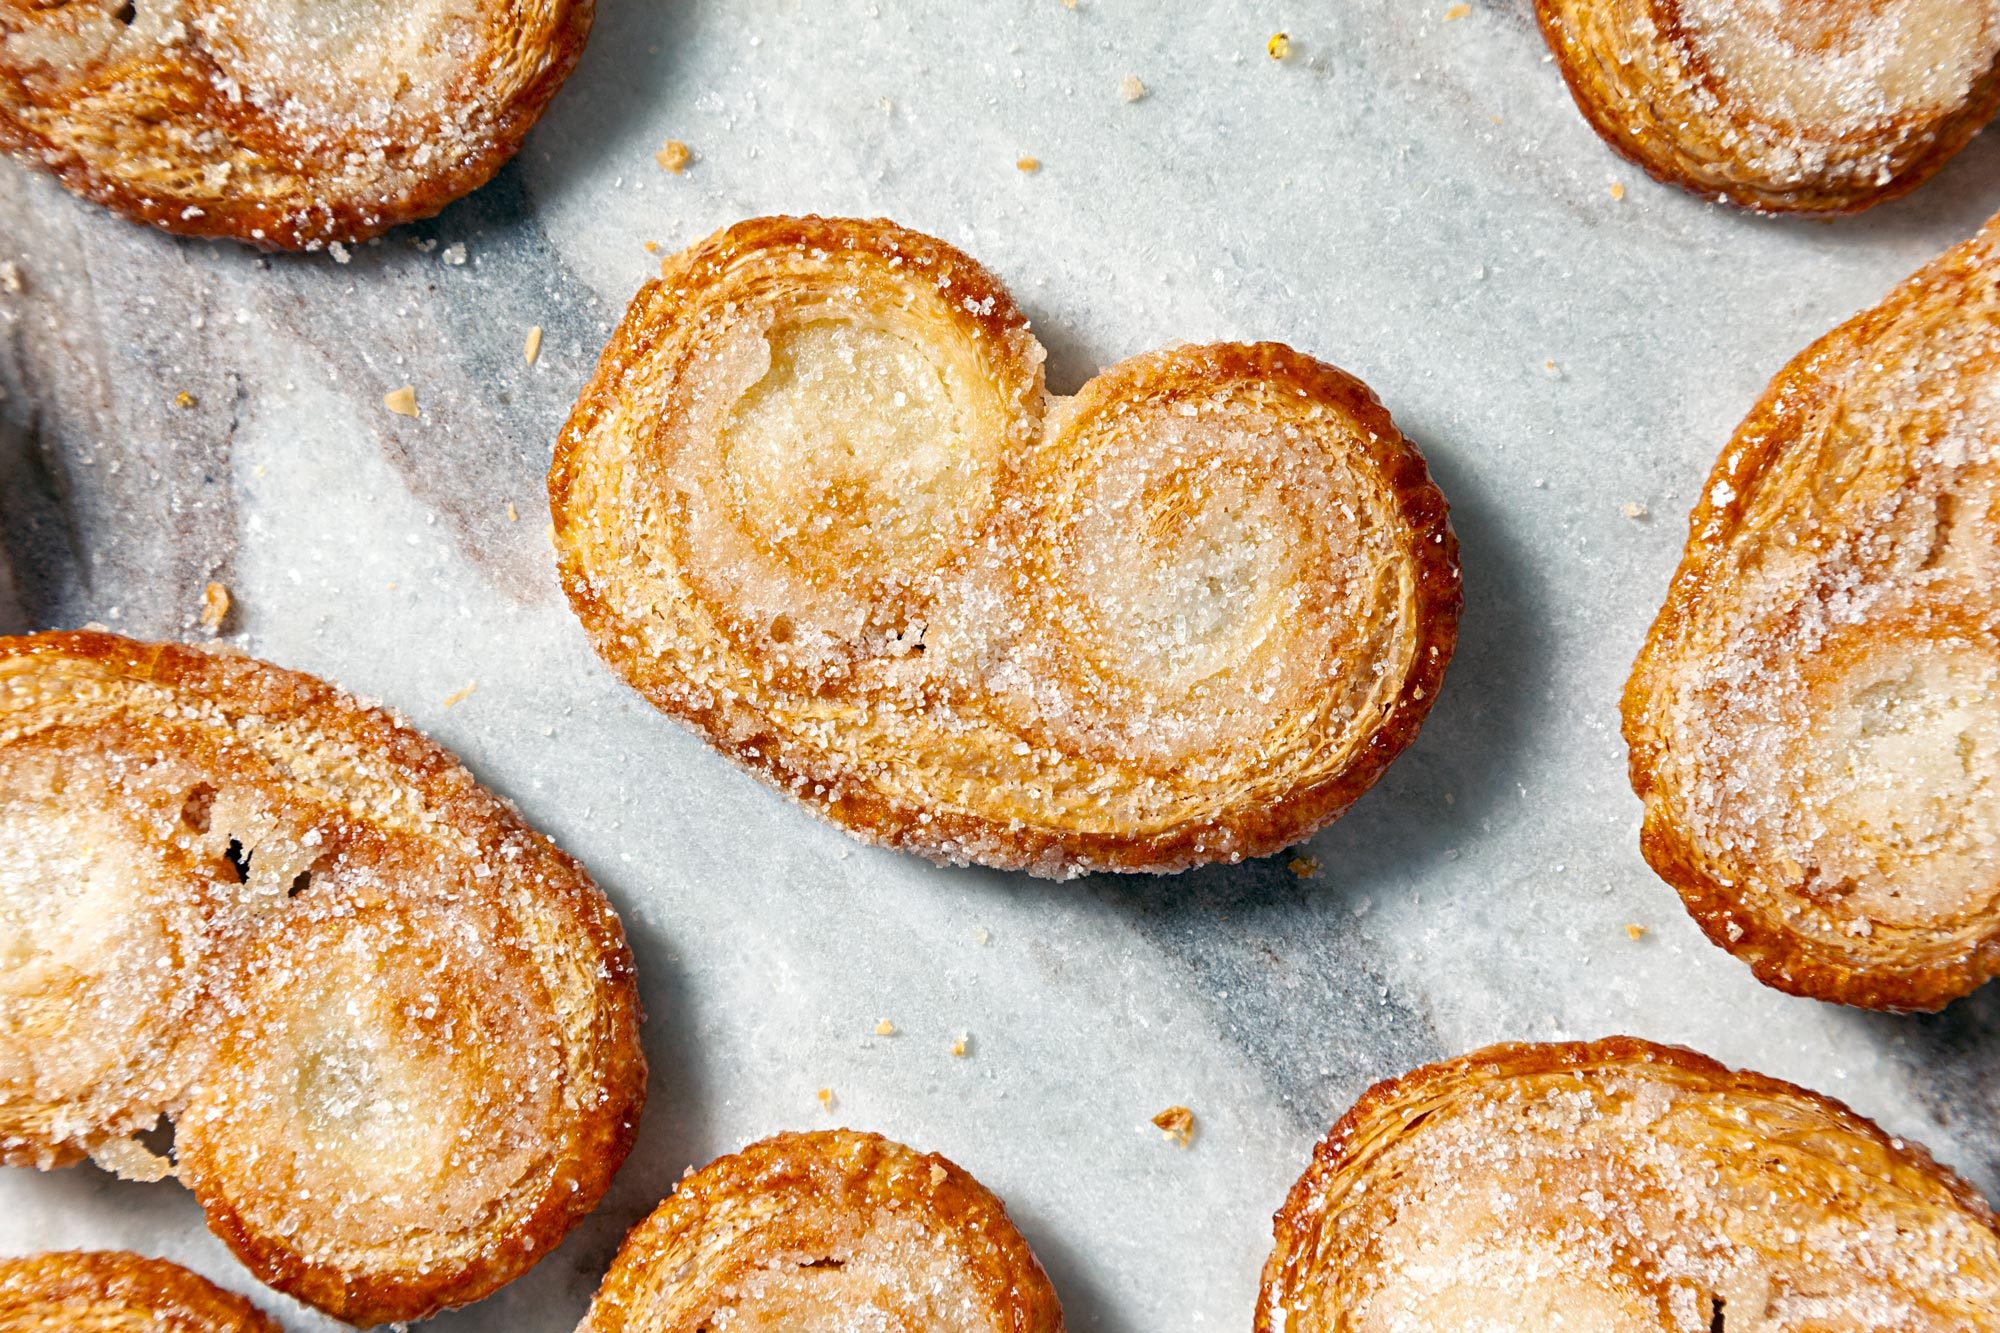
[
  {"xmin": 0, "ymin": 0, "xmax": 593, "ymax": 249},
  {"xmin": 1535, "ymin": 0, "xmax": 2000, "ymax": 214},
  {"xmin": 581, "ymin": 1129, "xmax": 1064, "ymax": 1332},
  {"xmin": 1623, "ymin": 212, "xmax": 2000, "ymax": 1011},
  {"xmin": 0, "ymin": 631, "xmax": 647, "ymax": 1326},
  {"xmin": 549, "ymin": 215, "xmax": 1461, "ymax": 878},
  {"xmin": 0, "ymin": 1251, "xmax": 279, "ymax": 1331},
  {"xmin": 1258, "ymin": 1036, "xmax": 2000, "ymax": 1331}
]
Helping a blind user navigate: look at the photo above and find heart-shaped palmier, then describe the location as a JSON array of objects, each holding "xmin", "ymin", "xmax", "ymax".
[
  {"xmin": 1626, "ymin": 209, "xmax": 2000, "ymax": 1010},
  {"xmin": 1536, "ymin": 0, "xmax": 2000, "ymax": 213},
  {"xmin": 0, "ymin": 0, "xmax": 592, "ymax": 248},
  {"xmin": 0, "ymin": 632, "xmax": 646, "ymax": 1326},
  {"xmin": 550, "ymin": 216, "xmax": 1461, "ymax": 878},
  {"xmin": 0, "ymin": 1251, "xmax": 278, "ymax": 1332}
]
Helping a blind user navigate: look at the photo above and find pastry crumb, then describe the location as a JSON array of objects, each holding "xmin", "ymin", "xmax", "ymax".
[
  {"xmin": 1444, "ymin": 2, "xmax": 1471, "ymax": 19},
  {"xmin": 974, "ymin": 926, "xmax": 992, "ymax": 945},
  {"xmin": 198, "ymin": 582, "xmax": 231, "ymax": 635},
  {"xmin": 1152, "ymin": 1105, "xmax": 1196, "ymax": 1147},
  {"xmin": 1609, "ymin": 181, "xmax": 1627, "ymax": 201},
  {"xmin": 1119, "ymin": 74, "xmax": 1147, "ymax": 103},
  {"xmin": 441, "ymin": 241, "xmax": 468, "ymax": 266},
  {"xmin": 443, "ymin": 681, "xmax": 477, "ymax": 708},
  {"xmin": 1625, "ymin": 923, "xmax": 1648, "ymax": 941},
  {"xmin": 1016, "ymin": 155, "xmax": 1041, "ymax": 172},
  {"xmin": 874, "ymin": 1019, "xmax": 897, "ymax": 1036},
  {"xmin": 0, "ymin": 261, "xmax": 20, "ymax": 293},
  {"xmin": 656, "ymin": 139, "xmax": 692, "ymax": 173},
  {"xmin": 950, "ymin": 1031, "xmax": 970, "ymax": 1057},
  {"xmin": 1287, "ymin": 855, "xmax": 1321, "ymax": 879},
  {"xmin": 506, "ymin": 501, "xmax": 520, "ymax": 522},
  {"xmin": 1266, "ymin": 31, "xmax": 1292, "ymax": 59},
  {"xmin": 817, "ymin": 1087, "xmax": 835, "ymax": 1110},
  {"xmin": 173, "ymin": 390, "xmax": 197, "ymax": 409},
  {"xmin": 383, "ymin": 385, "xmax": 420, "ymax": 418},
  {"xmin": 523, "ymin": 324, "xmax": 543, "ymax": 365},
  {"xmin": 1542, "ymin": 358, "xmax": 1561, "ymax": 378},
  {"xmin": 644, "ymin": 240, "xmax": 661, "ymax": 253},
  {"xmin": 1621, "ymin": 501, "xmax": 1648, "ymax": 519}
]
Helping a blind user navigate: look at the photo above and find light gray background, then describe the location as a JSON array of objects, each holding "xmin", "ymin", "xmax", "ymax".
[{"xmin": 3, "ymin": 2, "xmax": 1999, "ymax": 1328}]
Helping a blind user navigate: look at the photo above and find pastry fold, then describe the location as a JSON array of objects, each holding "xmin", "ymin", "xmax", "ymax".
[
  {"xmin": 1536, "ymin": 0, "xmax": 2000, "ymax": 213},
  {"xmin": 0, "ymin": 1251, "xmax": 278, "ymax": 1331},
  {"xmin": 1260, "ymin": 1037, "xmax": 2000, "ymax": 1333},
  {"xmin": 0, "ymin": 631, "xmax": 646, "ymax": 1325},
  {"xmin": 0, "ymin": 0, "xmax": 592, "ymax": 248},
  {"xmin": 550, "ymin": 216, "xmax": 1461, "ymax": 878},
  {"xmin": 1626, "ymin": 209, "xmax": 2000, "ymax": 1010},
  {"xmin": 578, "ymin": 1129, "xmax": 1064, "ymax": 1333}
]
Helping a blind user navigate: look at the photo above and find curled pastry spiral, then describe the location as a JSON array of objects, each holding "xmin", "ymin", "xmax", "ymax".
[
  {"xmin": 578, "ymin": 1129, "xmax": 1064, "ymax": 1333},
  {"xmin": 1536, "ymin": 0, "xmax": 2000, "ymax": 213},
  {"xmin": 1261, "ymin": 1037, "xmax": 2000, "ymax": 1333},
  {"xmin": 550, "ymin": 216, "xmax": 1461, "ymax": 878},
  {"xmin": 0, "ymin": 0, "xmax": 592, "ymax": 247},
  {"xmin": 0, "ymin": 1251, "xmax": 278, "ymax": 1332},
  {"xmin": 1626, "ymin": 209, "xmax": 2000, "ymax": 1010},
  {"xmin": 0, "ymin": 632, "xmax": 646, "ymax": 1325}
]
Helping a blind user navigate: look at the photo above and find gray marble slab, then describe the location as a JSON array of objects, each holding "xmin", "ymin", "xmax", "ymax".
[{"xmin": 3, "ymin": 1, "xmax": 1998, "ymax": 1328}]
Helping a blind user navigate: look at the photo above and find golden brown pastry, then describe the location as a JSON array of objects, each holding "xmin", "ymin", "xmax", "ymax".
[
  {"xmin": 1625, "ymin": 209, "xmax": 2000, "ymax": 1011},
  {"xmin": 550, "ymin": 216, "xmax": 1461, "ymax": 878},
  {"xmin": 1535, "ymin": 0, "xmax": 2000, "ymax": 213},
  {"xmin": 578, "ymin": 1129, "xmax": 1064, "ymax": 1333},
  {"xmin": 0, "ymin": 631, "xmax": 646, "ymax": 1326},
  {"xmin": 0, "ymin": 1251, "xmax": 279, "ymax": 1332},
  {"xmin": 0, "ymin": 0, "xmax": 592, "ymax": 249},
  {"xmin": 1260, "ymin": 1037, "xmax": 2000, "ymax": 1332}
]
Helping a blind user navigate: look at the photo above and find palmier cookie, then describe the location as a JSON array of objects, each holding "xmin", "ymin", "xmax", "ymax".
[
  {"xmin": 0, "ymin": 1251, "xmax": 278, "ymax": 1332},
  {"xmin": 1535, "ymin": 0, "xmax": 2000, "ymax": 213},
  {"xmin": 549, "ymin": 216, "xmax": 1461, "ymax": 879},
  {"xmin": 0, "ymin": 0, "xmax": 592, "ymax": 248},
  {"xmin": 1260, "ymin": 1037, "xmax": 2000, "ymax": 1332},
  {"xmin": 0, "ymin": 632, "xmax": 646, "ymax": 1326},
  {"xmin": 1625, "ymin": 208, "xmax": 2000, "ymax": 1010},
  {"xmin": 578, "ymin": 1129, "xmax": 1064, "ymax": 1332}
]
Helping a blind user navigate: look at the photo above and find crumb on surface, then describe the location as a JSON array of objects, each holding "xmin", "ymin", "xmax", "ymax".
[
  {"xmin": 817, "ymin": 1087, "xmax": 835, "ymax": 1110},
  {"xmin": 1621, "ymin": 501, "xmax": 1648, "ymax": 519},
  {"xmin": 383, "ymin": 385, "xmax": 420, "ymax": 418},
  {"xmin": 1120, "ymin": 74, "xmax": 1147, "ymax": 103},
  {"xmin": 524, "ymin": 325, "xmax": 543, "ymax": 365},
  {"xmin": 1287, "ymin": 855, "xmax": 1320, "ymax": 879},
  {"xmin": 1152, "ymin": 1105, "xmax": 1195, "ymax": 1147},
  {"xmin": 0, "ymin": 261, "xmax": 20, "ymax": 293},
  {"xmin": 1626, "ymin": 923, "xmax": 1648, "ymax": 940},
  {"xmin": 1267, "ymin": 32, "xmax": 1291, "ymax": 59},
  {"xmin": 950, "ymin": 1031, "xmax": 970, "ymax": 1057},
  {"xmin": 1016, "ymin": 155, "xmax": 1041, "ymax": 172},
  {"xmin": 656, "ymin": 139, "xmax": 692, "ymax": 173},
  {"xmin": 974, "ymin": 926, "xmax": 992, "ymax": 945},
  {"xmin": 198, "ymin": 582, "xmax": 230, "ymax": 635},
  {"xmin": 441, "ymin": 241, "xmax": 468, "ymax": 266},
  {"xmin": 443, "ymin": 681, "xmax": 477, "ymax": 708},
  {"xmin": 173, "ymin": 390, "xmax": 197, "ymax": 409},
  {"xmin": 1610, "ymin": 181, "xmax": 1627, "ymax": 201},
  {"xmin": 874, "ymin": 1019, "xmax": 896, "ymax": 1036},
  {"xmin": 507, "ymin": 501, "xmax": 520, "ymax": 522},
  {"xmin": 1444, "ymin": 3, "xmax": 1471, "ymax": 19},
  {"xmin": 1542, "ymin": 358, "xmax": 1561, "ymax": 378},
  {"xmin": 644, "ymin": 240, "xmax": 661, "ymax": 253}
]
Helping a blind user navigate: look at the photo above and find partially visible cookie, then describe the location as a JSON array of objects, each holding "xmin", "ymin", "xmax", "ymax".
[
  {"xmin": 0, "ymin": 631, "xmax": 646, "ymax": 1326},
  {"xmin": 1261, "ymin": 1038, "xmax": 2000, "ymax": 1332},
  {"xmin": 0, "ymin": 0, "xmax": 593, "ymax": 248},
  {"xmin": 580, "ymin": 1130, "xmax": 1064, "ymax": 1332},
  {"xmin": 1536, "ymin": 0, "xmax": 2000, "ymax": 213},
  {"xmin": 551, "ymin": 215, "xmax": 1460, "ymax": 878},
  {"xmin": 0, "ymin": 1251, "xmax": 277, "ymax": 1332},
  {"xmin": 1625, "ymin": 209, "xmax": 2000, "ymax": 1010}
]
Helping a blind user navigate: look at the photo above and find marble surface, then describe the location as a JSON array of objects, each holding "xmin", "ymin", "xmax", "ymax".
[{"xmin": 4, "ymin": 1, "xmax": 2000, "ymax": 1328}]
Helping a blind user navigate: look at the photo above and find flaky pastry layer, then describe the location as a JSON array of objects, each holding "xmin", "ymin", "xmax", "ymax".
[
  {"xmin": 1626, "ymin": 209, "xmax": 2000, "ymax": 1009},
  {"xmin": 550, "ymin": 216, "xmax": 1461, "ymax": 878},
  {"xmin": 0, "ymin": 632, "xmax": 646, "ymax": 1325},
  {"xmin": 579, "ymin": 1129, "xmax": 1064, "ymax": 1333},
  {"xmin": 0, "ymin": 0, "xmax": 592, "ymax": 248},
  {"xmin": 0, "ymin": 1250, "xmax": 278, "ymax": 1332},
  {"xmin": 1536, "ymin": 0, "xmax": 2000, "ymax": 213},
  {"xmin": 1260, "ymin": 1037, "xmax": 2000, "ymax": 1333}
]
